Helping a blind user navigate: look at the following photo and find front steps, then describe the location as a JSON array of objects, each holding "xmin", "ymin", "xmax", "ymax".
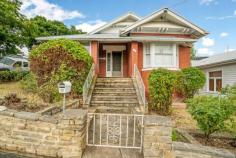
[{"xmin": 90, "ymin": 78, "xmax": 139, "ymax": 109}]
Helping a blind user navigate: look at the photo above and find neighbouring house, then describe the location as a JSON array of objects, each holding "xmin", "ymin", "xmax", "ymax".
[
  {"xmin": 36, "ymin": 8, "xmax": 208, "ymax": 97},
  {"xmin": 193, "ymin": 50, "xmax": 236, "ymax": 93}
]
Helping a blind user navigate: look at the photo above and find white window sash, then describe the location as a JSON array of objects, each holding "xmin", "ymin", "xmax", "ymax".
[{"xmin": 143, "ymin": 43, "xmax": 177, "ymax": 68}]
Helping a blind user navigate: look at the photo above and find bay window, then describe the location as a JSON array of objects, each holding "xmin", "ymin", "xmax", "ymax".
[{"xmin": 143, "ymin": 43, "xmax": 177, "ymax": 68}]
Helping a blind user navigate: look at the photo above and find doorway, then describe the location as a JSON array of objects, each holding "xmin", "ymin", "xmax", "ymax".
[{"xmin": 106, "ymin": 51, "xmax": 123, "ymax": 77}]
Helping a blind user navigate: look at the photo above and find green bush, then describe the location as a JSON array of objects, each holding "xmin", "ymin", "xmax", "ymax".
[
  {"xmin": 38, "ymin": 79, "xmax": 61, "ymax": 103},
  {"xmin": 20, "ymin": 73, "xmax": 38, "ymax": 93},
  {"xmin": 176, "ymin": 67, "xmax": 206, "ymax": 99},
  {"xmin": 187, "ymin": 95, "xmax": 235, "ymax": 141},
  {"xmin": 0, "ymin": 71, "xmax": 29, "ymax": 82},
  {"xmin": 28, "ymin": 39, "xmax": 93, "ymax": 102},
  {"xmin": 148, "ymin": 68, "xmax": 176, "ymax": 115}
]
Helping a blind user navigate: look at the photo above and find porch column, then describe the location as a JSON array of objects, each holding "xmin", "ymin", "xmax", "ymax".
[
  {"xmin": 129, "ymin": 41, "xmax": 138, "ymax": 77},
  {"xmin": 91, "ymin": 41, "xmax": 99, "ymax": 74}
]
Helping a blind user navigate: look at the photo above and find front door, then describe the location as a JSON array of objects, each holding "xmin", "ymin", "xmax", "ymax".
[{"xmin": 106, "ymin": 51, "xmax": 122, "ymax": 77}]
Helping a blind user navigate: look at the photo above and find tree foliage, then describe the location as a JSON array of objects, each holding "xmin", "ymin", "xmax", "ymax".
[
  {"xmin": 176, "ymin": 67, "xmax": 206, "ymax": 99},
  {"xmin": 187, "ymin": 96, "xmax": 235, "ymax": 141},
  {"xmin": 0, "ymin": 0, "xmax": 26, "ymax": 56},
  {"xmin": 24, "ymin": 16, "xmax": 84, "ymax": 48},
  {"xmin": 148, "ymin": 68, "xmax": 176, "ymax": 115},
  {"xmin": 0, "ymin": 0, "xmax": 84, "ymax": 56},
  {"xmin": 29, "ymin": 39, "xmax": 92, "ymax": 102}
]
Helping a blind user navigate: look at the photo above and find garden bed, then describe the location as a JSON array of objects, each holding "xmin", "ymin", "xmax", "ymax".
[
  {"xmin": 191, "ymin": 133, "xmax": 236, "ymax": 154},
  {"xmin": 173, "ymin": 128, "xmax": 236, "ymax": 154}
]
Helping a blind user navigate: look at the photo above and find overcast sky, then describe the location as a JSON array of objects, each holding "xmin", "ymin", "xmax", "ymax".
[{"xmin": 20, "ymin": 0, "xmax": 236, "ymax": 56}]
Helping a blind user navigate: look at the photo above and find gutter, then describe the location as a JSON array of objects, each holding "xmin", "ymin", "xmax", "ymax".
[{"xmin": 194, "ymin": 59, "xmax": 236, "ymax": 69}]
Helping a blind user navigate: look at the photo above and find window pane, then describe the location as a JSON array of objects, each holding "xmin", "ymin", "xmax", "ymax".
[
  {"xmin": 216, "ymin": 79, "xmax": 222, "ymax": 92},
  {"xmin": 209, "ymin": 79, "xmax": 214, "ymax": 91},
  {"xmin": 107, "ymin": 53, "xmax": 111, "ymax": 71},
  {"xmin": 155, "ymin": 54, "xmax": 173, "ymax": 66},
  {"xmin": 155, "ymin": 44, "xmax": 173, "ymax": 55},
  {"xmin": 209, "ymin": 71, "xmax": 222, "ymax": 77},
  {"xmin": 23, "ymin": 62, "xmax": 28, "ymax": 67},
  {"xmin": 145, "ymin": 54, "xmax": 151, "ymax": 65}
]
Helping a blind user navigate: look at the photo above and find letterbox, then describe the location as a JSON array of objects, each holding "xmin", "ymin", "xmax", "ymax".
[{"xmin": 58, "ymin": 81, "xmax": 72, "ymax": 94}]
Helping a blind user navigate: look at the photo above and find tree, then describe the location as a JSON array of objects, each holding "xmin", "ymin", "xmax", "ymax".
[
  {"xmin": 24, "ymin": 16, "xmax": 84, "ymax": 48},
  {"xmin": 0, "ymin": 0, "xmax": 26, "ymax": 56}
]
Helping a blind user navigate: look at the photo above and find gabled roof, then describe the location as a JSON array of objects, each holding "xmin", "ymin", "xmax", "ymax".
[
  {"xmin": 89, "ymin": 12, "xmax": 141, "ymax": 35},
  {"xmin": 193, "ymin": 50, "xmax": 236, "ymax": 68},
  {"xmin": 120, "ymin": 8, "xmax": 208, "ymax": 37}
]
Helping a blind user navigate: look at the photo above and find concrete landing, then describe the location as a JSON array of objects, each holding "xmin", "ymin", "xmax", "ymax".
[{"xmin": 82, "ymin": 147, "xmax": 143, "ymax": 158}]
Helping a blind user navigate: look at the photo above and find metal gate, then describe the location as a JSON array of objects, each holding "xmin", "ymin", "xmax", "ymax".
[{"xmin": 86, "ymin": 113, "xmax": 144, "ymax": 151}]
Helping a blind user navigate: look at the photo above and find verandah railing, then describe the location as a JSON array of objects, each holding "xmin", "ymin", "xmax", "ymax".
[
  {"xmin": 83, "ymin": 64, "xmax": 95, "ymax": 105},
  {"xmin": 133, "ymin": 64, "xmax": 147, "ymax": 110}
]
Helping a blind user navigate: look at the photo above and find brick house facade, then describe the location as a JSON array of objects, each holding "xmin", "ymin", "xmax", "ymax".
[{"xmin": 37, "ymin": 8, "xmax": 208, "ymax": 97}]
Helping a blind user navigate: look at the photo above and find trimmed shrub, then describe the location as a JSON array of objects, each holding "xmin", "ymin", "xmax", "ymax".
[
  {"xmin": 176, "ymin": 67, "xmax": 206, "ymax": 99},
  {"xmin": 20, "ymin": 73, "xmax": 38, "ymax": 93},
  {"xmin": 29, "ymin": 39, "xmax": 92, "ymax": 102},
  {"xmin": 0, "ymin": 71, "xmax": 29, "ymax": 82},
  {"xmin": 148, "ymin": 68, "xmax": 176, "ymax": 115},
  {"xmin": 187, "ymin": 95, "xmax": 235, "ymax": 141}
]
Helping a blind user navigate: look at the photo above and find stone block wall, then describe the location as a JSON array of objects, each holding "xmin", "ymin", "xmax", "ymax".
[
  {"xmin": 173, "ymin": 142, "xmax": 235, "ymax": 158},
  {"xmin": 143, "ymin": 115, "xmax": 173, "ymax": 158},
  {"xmin": 0, "ymin": 109, "xmax": 87, "ymax": 158}
]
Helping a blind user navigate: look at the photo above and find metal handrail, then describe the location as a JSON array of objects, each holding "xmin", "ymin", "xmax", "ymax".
[
  {"xmin": 83, "ymin": 64, "xmax": 95, "ymax": 104},
  {"xmin": 133, "ymin": 64, "xmax": 147, "ymax": 108}
]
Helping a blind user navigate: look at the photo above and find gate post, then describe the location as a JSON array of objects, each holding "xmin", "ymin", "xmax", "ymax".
[
  {"xmin": 143, "ymin": 115, "xmax": 174, "ymax": 158},
  {"xmin": 57, "ymin": 109, "xmax": 87, "ymax": 158}
]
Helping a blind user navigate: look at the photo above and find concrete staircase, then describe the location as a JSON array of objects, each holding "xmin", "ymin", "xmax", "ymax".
[{"xmin": 90, "ymin": 78, "xmax": 139, "ymax": 108}]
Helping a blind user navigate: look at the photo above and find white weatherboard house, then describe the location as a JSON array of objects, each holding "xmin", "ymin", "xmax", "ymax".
[{"xmin": 193, "ymin": 50, "xmax": 236, "ymax": 93}]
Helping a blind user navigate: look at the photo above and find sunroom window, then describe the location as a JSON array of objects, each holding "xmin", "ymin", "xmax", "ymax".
[{"xmin": 143, "ymin": 43, "xmax": 177, "ymax": 68}]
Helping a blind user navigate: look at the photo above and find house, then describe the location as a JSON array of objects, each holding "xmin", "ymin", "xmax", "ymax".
[
  {"xmin": 193, "ymin": 50, "xmax": 236, "ymax": 93},
  {"xmin": 37, "ymin": 8, "xmax": 208, "ymax": 97}
]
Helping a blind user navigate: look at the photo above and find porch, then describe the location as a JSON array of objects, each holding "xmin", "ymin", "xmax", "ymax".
[{"xmin": 91, "ymin": 41, "xmax": 143, "ymax": 78}]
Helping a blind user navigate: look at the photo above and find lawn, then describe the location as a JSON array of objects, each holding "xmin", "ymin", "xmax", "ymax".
[
  {"xmin": 0, "ymin": 82, "xmax": 44, "ymax": 105},
  {"xmin": 171, "ymin": 103, "xmax": 198, "ymax": 130}
]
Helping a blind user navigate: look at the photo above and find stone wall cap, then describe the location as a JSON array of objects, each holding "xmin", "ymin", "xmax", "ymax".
[
  {"xmin": 144, "ymin": 115, "xmax": 172, "ymax": 126},
  {"xmin": 0, "ymin": 109, "xmax": 18, "ymax": 117},
  {"xmin": 63, "ymin": 109, "xmax": 87, "ymax": 119},
  {"xmin": 173, "ymin": 142, "xmax": 235, "ymax": 158},
  {"xmin": 39, "ymin": 115, "xmax": 58, "ymax": 124},
  {"xmin": 15, "ymin": 111, "xmax": 40, "ymax": 121}
]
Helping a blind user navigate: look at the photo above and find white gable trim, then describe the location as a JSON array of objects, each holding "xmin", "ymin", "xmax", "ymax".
[
  {"xmin": 89, "ymin": 12, "xmax": 141, "ymax": 35},
  {"xmin": 120, "ymin": 8, "xmax": 208, "ymax": 36}
]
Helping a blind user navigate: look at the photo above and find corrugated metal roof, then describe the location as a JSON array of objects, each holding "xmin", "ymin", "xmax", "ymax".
[
  {"xmin": 36, "ymin": 33, "xmax": 197, "ymax": 42},
  {"xmin": 193, "ymin": 50, "xmax": 236, "ymax": 68}
]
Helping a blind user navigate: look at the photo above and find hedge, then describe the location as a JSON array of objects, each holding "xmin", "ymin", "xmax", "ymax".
[{"xmin": 0, "ymin": 71, "xmax": 29, "ymax": 82}]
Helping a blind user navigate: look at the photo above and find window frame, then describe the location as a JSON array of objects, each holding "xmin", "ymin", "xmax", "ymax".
[
  {"xmin": 143, "ymin": 42, "xmax": 178, "ymax": 69},
  {"xmin": 207, "ymin": 70, "xmax": 223, "ymax": 92}
]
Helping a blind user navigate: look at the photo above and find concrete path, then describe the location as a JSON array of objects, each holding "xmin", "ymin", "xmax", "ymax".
[{"xmin": 82, "ymin": 147, "xmax": 143, "ymax": 158}]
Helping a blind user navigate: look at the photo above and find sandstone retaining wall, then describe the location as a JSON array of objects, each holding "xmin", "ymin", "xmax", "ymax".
[{"xmin": 0, "ymin": 109, "xmax": 87, "ymax": 158}]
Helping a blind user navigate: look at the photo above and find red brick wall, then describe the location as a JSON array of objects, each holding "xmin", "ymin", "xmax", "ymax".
[
  {"xmin": 179, "ymin": 46, "xmax": 191, "ymax": 68},
  {"xmin": 123, "ymin": 50, "xmax": 129, "ymax": 77},
  {"xmin": 98, "ymin": 49, "xmax": 106, "ymax": 77},
  {"xmin": 128, "ymin": 41, "xmax": 139, "ymax": 77},
  {"xmin": 91, "ymin": 41, "xmax": 99, "ymax": 74}
]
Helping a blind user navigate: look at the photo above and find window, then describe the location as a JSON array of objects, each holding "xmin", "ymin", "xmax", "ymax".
[
  {"xmin": 154, "ymin": 44, "xmax": 174, "ymax": 66},
  {"xmin": 144, "ymin": 43, "xmax": 151, "ymax": 66},
  {"xmin": 143, "ymin": 43, "xmax": 177, "ymax": 68},
  {"xmin": 208, "ymin": 71, "xmax": 222, "ymax": 92}
]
